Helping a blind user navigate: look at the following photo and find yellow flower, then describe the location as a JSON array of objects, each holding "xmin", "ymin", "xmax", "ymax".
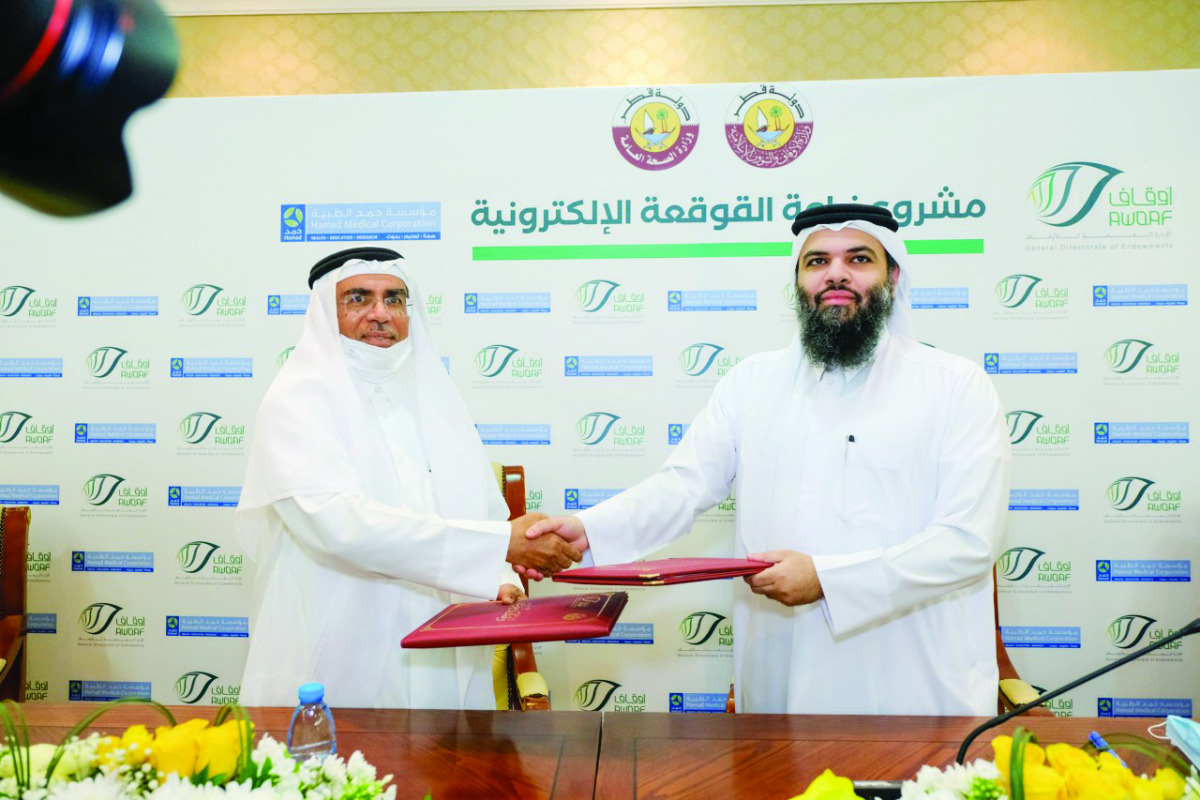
[
  {"xmin": 150, "ymin": 718, "xmax": 210, "ymax": 779},
  {"xmin": 196, "ymin": 720, "xmax": 252, "ymax": 782},
  {"xmin": 786, "ymin": 769, "xmax": 859, "ymax": 800},
  {"xmin": 992, "ymin": 735, "xmax": 1048, "ymax": 785},
  {"xmin": 1097, "ymin": 752, "xmax": 1136, "ymax": 790},
  {"xmin": 1066, "ymin": 764, "xmax": 1124, "ymax": 800},
  {"xmin": 1047, "ymin": 743, "xmax": 1097, "ymax": 776},
  {"xmin": 1023, "ymin": 762, "xmax": 1067, "ymax": 800},
  {"xmin": 1153, "ymin": 768, "xmax": 1186, "ymax": 800},
  {"xmin": 96, "ymin": 724, "xmax": 154, "ymax": 767},
  {"xmin": 1131, "ymin": 777, "xmax": 1165, "ymax": 800}
]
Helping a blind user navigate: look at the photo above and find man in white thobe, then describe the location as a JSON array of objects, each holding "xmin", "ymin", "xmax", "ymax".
[
  {"xmin": 238, "ymin": 247, "xmax": 580, "ymax": 708},
  {"xmin": 528, "ymin": 204, "xmax": 1011, "ymax": 715}
]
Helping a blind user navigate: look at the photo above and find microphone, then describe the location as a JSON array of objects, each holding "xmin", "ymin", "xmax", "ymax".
[{"xmin": 955, "ymin": 616, "xmax": 1200, "ymax": 764}]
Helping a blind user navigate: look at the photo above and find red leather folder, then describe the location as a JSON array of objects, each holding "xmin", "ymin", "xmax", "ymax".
[
  {"xmin": 401, "ymin": 591, "xmax": 629, "ymax": 648},
  {"xmin": 552, "ymin": 557, "xmax": 772, "ymax": 586}
]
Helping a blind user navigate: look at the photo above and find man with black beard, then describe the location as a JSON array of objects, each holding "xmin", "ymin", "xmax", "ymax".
[{"xmin": 528, "ymin": 204, "xmax": 1012, "ymax": 715}]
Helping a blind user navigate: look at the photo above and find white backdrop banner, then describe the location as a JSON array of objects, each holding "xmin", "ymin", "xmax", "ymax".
[{"xmin": 0, "ymin": 69, "xmax": 1196, "ymax": 718}]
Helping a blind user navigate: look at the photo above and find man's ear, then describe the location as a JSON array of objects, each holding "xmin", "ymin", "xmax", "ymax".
[{"xmin": 889, "ymin": 266, "xmax": 900, "ymax": 287}]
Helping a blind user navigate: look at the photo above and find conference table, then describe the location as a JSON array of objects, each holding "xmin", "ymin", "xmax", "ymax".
[{"xmin": 20, "ymin": 705, "xmax": 1163, "ymax": 800}]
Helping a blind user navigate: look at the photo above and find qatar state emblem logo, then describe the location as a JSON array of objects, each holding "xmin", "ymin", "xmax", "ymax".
[
  {"xmin": 725, "ymin": 84, "xmax": 814, "ymax": 168},
  {"xmin": 612, "ymin": 87, "xmax": 699, "ymax": 171}
]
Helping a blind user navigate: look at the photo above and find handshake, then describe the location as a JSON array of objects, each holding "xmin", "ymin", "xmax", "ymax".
[{"xmin": 504, "ymin": 513, "xmax": 590, "ymax": 578}]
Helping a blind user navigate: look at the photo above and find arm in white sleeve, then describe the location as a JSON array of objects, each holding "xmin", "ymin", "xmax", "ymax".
[
  {"xmin": 578, "ymin": 372, "xmax": 740, "ymax": 565},
  {"xmin": 274, "ymin": 492, "xmax": 511, "ymax": 600},
  {"xmin": 814, "ymin": 367, "xmax": 1011, "ymax": 636}
]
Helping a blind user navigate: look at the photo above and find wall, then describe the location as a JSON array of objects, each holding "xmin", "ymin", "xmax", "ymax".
[{"xmin": 169, "ymin": 0, "xmax": 1200, "ymax": 98}]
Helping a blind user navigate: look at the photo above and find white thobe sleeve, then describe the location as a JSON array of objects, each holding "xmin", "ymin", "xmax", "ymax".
[
  {"xmin": 274, "ymin": 492, "xmax": 512, "ymax": 600},
  {"xmin": 485, "ymin": 473, "xmax": 521, "ymax": 590},
  {"xmin": 813, "ymin": 368, "xmax": 1011, "ymax": 636},
  {"xmin": 578, "ymin": 376, "xmax": 739, "ymax": 564}
]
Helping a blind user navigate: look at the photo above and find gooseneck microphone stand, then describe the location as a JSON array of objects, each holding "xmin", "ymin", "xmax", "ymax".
[{"xmin": 955, "ymin": 616, "xmax": 1200, "ymax": 764}]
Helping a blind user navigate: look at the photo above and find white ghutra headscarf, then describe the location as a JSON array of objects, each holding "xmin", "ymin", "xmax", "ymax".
[{"xmin": 237, "ymin": 256, "xmax": 497, "ymax": 558}]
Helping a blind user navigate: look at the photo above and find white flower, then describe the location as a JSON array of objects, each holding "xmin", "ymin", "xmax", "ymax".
[
  {"xmin": 317, "ymin": 758, "xmax": 345, "ymax": 785},
  {"xmin": 45, "ymin": 773, "xmax": 132, "ymax": 800},
  {"xmin": 343, "ymin": 754, "xmax": 375, "ymax": 785}
]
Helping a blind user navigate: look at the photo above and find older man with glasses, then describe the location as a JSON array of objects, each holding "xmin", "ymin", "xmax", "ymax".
[{"xmin": 237, "ymin": 247, "xmax": 581, "ymax": 709}]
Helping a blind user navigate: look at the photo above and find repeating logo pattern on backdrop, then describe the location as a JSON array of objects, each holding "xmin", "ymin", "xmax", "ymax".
[
  {"xmin": 993, "ymin": 274, "xmax": 1068, "ymax": 320},
  {"xmin": 0, "ymin": 410, "xmax": 54, "ymax": 453},
  {"xmin": 1103, "ymin": 339, "xmax": 1180, "ymax": 384},
  {"xmin": 1006, "ymin": 410, "xmax": 1070, "ymax": 456},
  {"xmin": 175, "ymin": 541, "xmax": 244, "ymax": 585},
  {"xmin": 81, "ymin": 473, "xmax": 149, "ymax": 517},
  {"xmin": 677, "ymin": 611, "xmax": 733, "ymax": 659},
  {"xmin": 0, "ymin": 285, "xmax": 56, "ymax": 325},
  {"xmin": 573, "ymin": 678, "xmax": 645, "ymax": 712},
  {"xmin": 574, "ymin": 412, "xmax": 644, "ymax": 457},
  {"xmin": 1106, "ymin": 615, "xmax": 1182, "ymax": 662},
  {"xmin": 179, "ymin": 284, "xmax": 247, "ymax": 326},
  {"xmin": 78, "ymin": 602, "xmax": 145, "ymax": 645},
  {"xmin": 175, "ymin": 671, "xmax": 240, "ymax": 705},
  {"xmin": 1105, "ymin": 476, "xmax": 1181, "ymax": 523},
  {"xmin": 574, "ymin": 279, "xmax": 645, "ymax": 322},
  {"xmin": 997, "ymin": 546, "xmax": 1072, "ymax": 594}
]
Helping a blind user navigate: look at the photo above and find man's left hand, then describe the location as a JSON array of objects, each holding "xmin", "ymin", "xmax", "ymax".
[
  {"xmin": 744, "ymin": 550, "xmax": 823, "ymax": 607},
  {"xmin": 496, "ymin": 584, "xmax": 526, "ymax": 605}
]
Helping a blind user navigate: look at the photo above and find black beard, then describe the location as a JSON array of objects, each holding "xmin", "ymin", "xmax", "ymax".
[{"xmin": 795, "ymin": 281, "xmax": 894, "ymax": 370}]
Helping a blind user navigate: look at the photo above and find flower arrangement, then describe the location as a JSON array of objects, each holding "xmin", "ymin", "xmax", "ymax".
[
  {"xmin": 788, "ymin": 728, "xmax": 1198, "ymax": 800},
  {"xmin": 0, "ymin": 699, "xmax": 396, "ymax": 800}
]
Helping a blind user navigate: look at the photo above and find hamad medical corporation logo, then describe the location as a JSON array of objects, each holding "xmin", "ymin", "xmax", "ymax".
[{"xmin": 1028, "ymin": 162, "xmax": 1122, "ymax": 226}]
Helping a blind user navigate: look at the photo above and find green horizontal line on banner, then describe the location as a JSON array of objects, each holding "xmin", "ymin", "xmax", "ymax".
[
  {"xmin": 472, "ymin": 238, "xmax": 983, "ymax": 261},
  {"xmin": 473, "ymin": 242, "xmax": 792, "ymax": 261},
  {"xmin": 905, "ymin": 239, "xmax": 984, "ymax": 255}
]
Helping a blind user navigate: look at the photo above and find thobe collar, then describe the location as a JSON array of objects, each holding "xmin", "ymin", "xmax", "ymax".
[
  {"xmin": 340, "ymin": 335, "xmax": 413, "ymax": 384},
  {"xmin": 811, "ymin": 328, "xmax": 892, "ymax": 383}
]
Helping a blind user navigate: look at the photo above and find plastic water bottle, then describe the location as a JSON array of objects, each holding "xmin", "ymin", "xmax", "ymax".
[{"xmin": 287, "ymin": 682, "xmax": 337, "ymax": 762}]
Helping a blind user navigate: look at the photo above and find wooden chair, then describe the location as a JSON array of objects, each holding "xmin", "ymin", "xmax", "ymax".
[
  {"xmin": 724, "ymin": 564, "xmax": 1048, "ymax": 715},
  {"xmin": 0, "ymin": 506, "xmax": 29, "ymax": 702},
  {"xmin": 490, "ymin": 465, "xmax": 550, "ymax": 711}
]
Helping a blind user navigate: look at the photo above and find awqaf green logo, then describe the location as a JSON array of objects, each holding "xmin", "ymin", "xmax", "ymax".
[
  {"xmin": 574, "ymin": 679, "xmax": 621, "ymax": 711},
  {"xmin": 1005, "ymin": 411, "xmax": 1043, "ymax": 445},
  {"xmin": 180, "ymin": 412, "xmax": 222, "ymax": 444},
  {"xmin": 0, "ymin": 286, "xmax": 34, "ymax": 317},
  {"xmin": 1106, "ymin": 339, "xmax": 1153, "ymax": 373},
  {"xmin": 177, "ymin": 541, "xmax": 221, "ymax": 573},
  {"xmin": 1107, "ymin": 476, "xmax": 1154, "ymax": 511},
  {"xmin": 576, "ymin": 280, "xmax": 620, "ymax": 313},
  {"xmin": 1028, "ymin": 162, "xmax": 1123, "ymax": 226},
  {"xmin": 476, "ymin": 344, "xmax": 518, "ymax": 377},
  {"xmin": 181, "ymin": 284, "xmax": 223, "ymax": 316},
  {"xmin": 679, "ymin": 343, "xmax": 724, "ymax": 376},
  {"xmin": 996, "ymin": 547, "xmax": 1045, "ymax": 581},
  {"xmin": 176, "ymin": 671, "xmax": 219, "ymax": 704},
  {"xmin": 1107, "ymin": 614, "xmax": 1155, "ymax": 649},
  {"xmin": 679, "ymin": 611, "xmax": 727, "ymax": 645},
  {"xmin": 0, "ymin": 411, "xmax": 32, "ymax": 444},
  {"xmin": 79, "ymin": 602, "xmax": 122, "ymax": 635},
  {"xmin": 576, "ymin": 412, "xmax": 620, "ymax": 446},
  {"xmin": 994, "ymin": 274, "xmax": 1042, "ymax": 308},
  {"xmin": 82, "ymin": 473, "xmax": 125, "ymax": 506},
  {"xmin": 87, "ymin": 346, "xmax": 127, "ymax": 378}
]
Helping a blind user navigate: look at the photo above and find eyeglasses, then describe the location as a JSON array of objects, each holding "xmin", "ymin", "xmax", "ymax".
[{"xmin": 339, "ymin": 291, "xmax": 410, "ymax": 317}]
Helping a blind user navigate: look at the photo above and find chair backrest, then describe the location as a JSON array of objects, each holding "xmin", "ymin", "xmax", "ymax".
[
  {"xmin": 0, "ymin": 507, "xmax": 29, "ymax": 621},
  {"xmin": 0, "ymin": 506, "xmax": 30, "ymax": 701},
  {"xmin": 494, "ymin": 464, "xmax": 526, "ymax": 520}
]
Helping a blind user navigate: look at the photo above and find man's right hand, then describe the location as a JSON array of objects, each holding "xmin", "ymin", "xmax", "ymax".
[
  {"xmin": 506, "ymin": 513, "xmax": 581, "ymax": 575},
  {"xmin": 516, "ymin": 517, "xmax": 591, "ymax": 581}
]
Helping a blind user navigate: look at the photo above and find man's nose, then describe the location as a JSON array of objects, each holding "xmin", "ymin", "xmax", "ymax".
[
  {"xmin": 364, "ymin": 299, "xmax": 391, "ymax": 321},
  {"xmin": 824, "ymin": 257, "xmax": 851, "ymax": 284}
]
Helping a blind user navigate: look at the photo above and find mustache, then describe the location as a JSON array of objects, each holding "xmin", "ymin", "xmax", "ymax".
[{"xmin": 814, "ymin": 285, "xmax": 865, "ymax": 305}]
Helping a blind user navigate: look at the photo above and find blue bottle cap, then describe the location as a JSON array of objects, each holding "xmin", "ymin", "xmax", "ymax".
[{"xmin": 297, "ymin": 682, "xmax": 325, "ymax": 704}]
